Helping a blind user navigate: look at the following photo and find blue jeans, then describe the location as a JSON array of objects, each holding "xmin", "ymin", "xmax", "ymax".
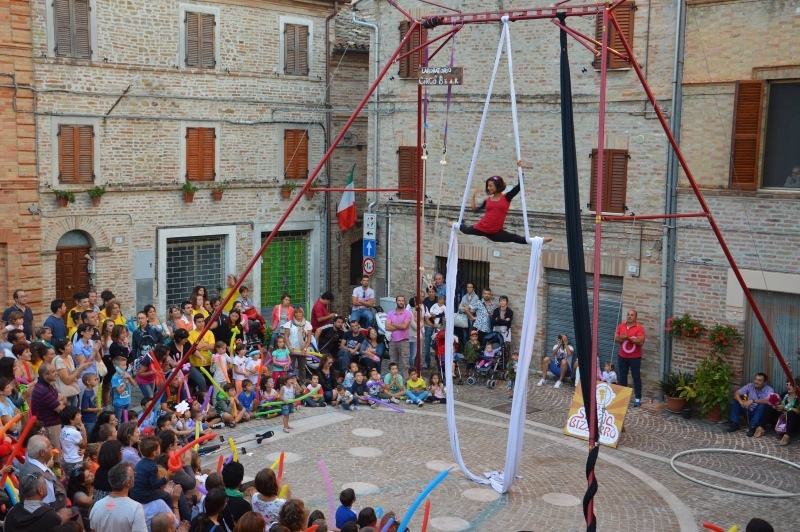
[
  {"xmin": 337, "ymin": 349, "xmax": 353, "ymax": 374},
  {"xmin": 424, "ymin": 327, "xmax": 436, "ymax": 366},
  {"xmin": 188, "ymin": 366, "xmax": 209, "ymax": 393},
  {"xmin": 617, "ymin": 357, "xmax": 642, "ymax": 399},
  {"xmin": 138, "ymin": 382, "xmax": 154, "ymax": 399},
  {"xmin": 304, "ymin": 397, "xmax": 326, "ymax": 407},
  {"xmin": 409, "ymin": 341, "xmax": 417, "ymax": 368},
  {"xmin": 114, "ymin": 404, "xmax": 129, "ymax": 420},
  {"xmin": 350, "ymin": 308, "xmax": 373, "ymax": 328},
  {"xmin": 730, "ymin": 401, "xmax": 767, "ymax": 427},
  {"xmin": 406, "ymin": 390, "xmax": 429, "ymax": 403}
]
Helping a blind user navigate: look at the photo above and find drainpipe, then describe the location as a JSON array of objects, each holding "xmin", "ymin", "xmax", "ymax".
[
  {"xmin": 325, "ymin": 1, "xmax": 339, "ymax": 290},
  {"xmin": 352, "ymin": 8, "xmax": 380, "ymax": 212},
  {"xmin": 661, "ymin": 0, "xmax": 686, "ymax": 381}
]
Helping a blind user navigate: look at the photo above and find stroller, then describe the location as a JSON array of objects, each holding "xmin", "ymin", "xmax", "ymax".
[
  {"xmin": 434, "ymin": 328, "xmax": 462, "ymax": 385},
  {"xmin": 466, "ymin": 331, "xmax": 505, "ymax": 388}
]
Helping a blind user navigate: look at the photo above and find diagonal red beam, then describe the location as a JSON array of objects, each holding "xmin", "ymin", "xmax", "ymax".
[
  {"xmin": 386, "ymin": 0, "xmax": 414, "ymax": 21},
  {"xmin": 602, "ymin": 212, "xmax": 708, "ymax": 221},
  {"xmin": 427, "ymin": 25, "xmax": 461, "ymax": 62},
  {"xmin": 396, "ymin": 24, "xmax": 462, "ymax": 64},
  {"xmin": 138, "ymin": 20, "xmax": 424, "ymax": 426},
  {"xmin": 550, "ymin": 19, "xmax": 628, "ymax": 61},
  {"xmin": 551, "ymin": 19, "xmax": 601, "ymax": 58},
  {"xmin": 608, "ymin": 11, "xmax": 793, "ymax": 382}
]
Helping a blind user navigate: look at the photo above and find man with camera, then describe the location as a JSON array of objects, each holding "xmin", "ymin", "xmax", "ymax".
[{"xmin": 538, "ymin": 333, "xmax": 574, "ymax": 388}]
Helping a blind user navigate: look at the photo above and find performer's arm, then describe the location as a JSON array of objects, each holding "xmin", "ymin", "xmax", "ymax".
[{"xmin": 504, "ymin": 182, "xmax": 521, "ymax": 202}]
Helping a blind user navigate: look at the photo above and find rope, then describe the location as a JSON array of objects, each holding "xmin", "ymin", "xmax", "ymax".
[{"xmin": 431, "ymin": 20, "xmax": 456, "ymax": 250}]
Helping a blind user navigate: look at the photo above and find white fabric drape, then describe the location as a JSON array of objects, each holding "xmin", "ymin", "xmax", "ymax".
[{"xmin": 445, "ymin": 16, "xmax": 543, "ymax": 494}]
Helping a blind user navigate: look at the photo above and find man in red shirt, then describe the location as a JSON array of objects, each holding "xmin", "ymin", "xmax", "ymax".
[
  {"xmin": 614, "ymin": 309, "xmax": 646, "ymax": 407},
  {"xmin": 311, "ymin": 292, "xmax": 336, "ymax": 331}
]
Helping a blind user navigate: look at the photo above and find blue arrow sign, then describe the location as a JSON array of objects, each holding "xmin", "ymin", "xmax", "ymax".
[{"xmin": 363, "ymin": 239, "xmax": 376, "ymax": 258}]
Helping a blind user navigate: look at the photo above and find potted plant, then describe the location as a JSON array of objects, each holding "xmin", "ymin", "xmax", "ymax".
[
  {"xmin": 182, "ymin": 182, "xmax": 199, "ymax": 203},
  {"xmin": 87, "ymin": 185, "xmax": 106, "ymax": 206},
  {"xmin": 280, "ymin": 182, "xmax": 296, "ymax": 199},
  {"xmin": 211, "ymin": 182, "xmax": 228, "ymax": 202},
  {"xmin": 665, "ymin": 313, "xmax": 706, "ymax": 339},
  {"xmin": 659, "ymin": 371, "xmax": 694, "ymax": 414},
  {"xmin": 693, "ymin": 354, "xmax": 733, "ymax": 422},
  {"xmin": 707, "ymin": 323, "xmax": 742, "ymax": 355},
  {"xmin": 53, "ymin": 189, "xmax": 76, "ymax": 207},
  {"xmin": 305, "ymin": 180, "xmax": 320, "ymax": 200}
]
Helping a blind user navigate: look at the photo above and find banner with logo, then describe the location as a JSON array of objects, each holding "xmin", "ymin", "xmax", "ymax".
[{"xmin": 563, "ymin": 381, "xmax": 632, "ymax": 448}]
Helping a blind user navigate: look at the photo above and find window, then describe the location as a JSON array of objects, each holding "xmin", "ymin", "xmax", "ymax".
[
  {"xmin": 185, "ymin": 11, "xmax": 215, "ymax": 68},
  {"xmin": 284, "ymin": 130, "xmax": 309, "ymax": 180},
  {"xmin": 185, "ymin": 127, "xmax": 216, "ymax": 181},
  {"xmin": 53, "ymin": 0, "xmax": 91, "ymax": 58},
  {"xmin": 761, "ymin": 81, "xmax": 800, "ymax": 189},
  {"xmin": 165, "ymin": 236, "xmax": 225, "ymax": 308},
  {"xmin": 729, "ymin": 80, "xmax": 764, "ymax": 191},
  {"xmin": 397, "ymin": 146, "xmax": 420, "ymax": 200},
  {"xmin": 589, "ymin": 148, "xmax": 628, "ymax": 213},
  {"xmin": 435, "ymin": 256, "xmax": 491, "ymax": 310},
  {"xmin": 284, "ymin": 24, "xmax": 309, "ymax": 76},
  {"xmin": 399, "ymin": 21, "xmax": 427, "ymax": 78},
  {"xmin": 593, "ymin": 1, "xmax": 636, "ymax": 70},
  {"xmin": 58, "ymin": 125, "xmax": 94, "ymax": 184},
  {"xmin": 260, "ymin": 230, "xmax": 310, "ymax": 313}
]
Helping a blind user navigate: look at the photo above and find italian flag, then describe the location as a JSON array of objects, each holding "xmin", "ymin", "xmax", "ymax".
[{"xmin": 337, "ymin": 164, "xmax": 357, "ymax": 231}]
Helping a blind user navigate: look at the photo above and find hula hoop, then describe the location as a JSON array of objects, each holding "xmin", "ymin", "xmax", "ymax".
[{"xmin": 670, "ymin": 448, "xmax": 800, "ymax": 498}]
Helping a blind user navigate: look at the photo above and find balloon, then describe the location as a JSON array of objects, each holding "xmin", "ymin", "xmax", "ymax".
[
  {"xmin": 302, "ymin": 526, "xmax": 319, "ymax": 532},
  {"xmin": 201, "ymin": 390, "xmax": 212, "ymax": 413},
  {"xmin": 317, "ymin": 461, "xmax": 336, "ymax": 522},
  {"xmin": 0, "ymin": 415, "xmax": 37, "ymax": 486},
  {"xmin": 254, "ymin": 408, "xmax": 282, "ymax": 417},
  {"xmin": 375, "ymin": 507, "xmax": 384, "ymax": 520},
  {"xmin": 197, "ymin": 484, "xmax": 207, "ymax": 495},
  {"xmin": 122, "ymin": 409, "xmax": 129, "ymax": 423},
  {"xmin": 270, "ymin": 457, "xmax": 281, "ymax": 470},
  {"xmin": 228, "ymin": 438, "xmax": 238, "ymax": 462},
  {"xmin": 397, "ymin": 468, "xmax": 450, "ymax": 532},
  {"xmin": 278, "ymin": 451, "xmax": 285, "ymax": 480},
  {"xmin": 168, "ymin": 433, "xmax": 217, "ymax": 471},
  {"xmin": 4, "ymin": 476, "xmax": 19, "ymax": 505},
  {"xmin": 380, "ymin": 517, "xmax": 395, "ymax": 532},
  {"xmin": 14, "ymin": 376, "xmax": 29, "ymax": 385},
  {"xmin": 702, "ymin": 525, "xmax": 725, "ymax": 532},
  {"xmin": 421, "ymin": 499, "xmax": 431, "ymax": 532},
  {"xmin": 278, "ymin": 484, "xmax": 289, "ymax": 499},
  {"xmin": 216, "ymin": 455, "xmax": 224, "ymax": 472},
  {"xmin": 0, "ymin": 413, "xmax": 21, "ymax": 439},
  {"xmin": 194, "ymin": 421, "xmax": 201, "ymax": 451},
  {"xmin": 368, "ymin": 397, "xmax": 405, "ymax": 413},
  {"xmin": 200, "ymin": 366, "xmax": 230, "ymax": 399}
]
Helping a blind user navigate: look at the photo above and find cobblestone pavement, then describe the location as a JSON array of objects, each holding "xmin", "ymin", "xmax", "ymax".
[{"xmin": 190, "ymin": 372, "xmax": 798, "ymax": 532}]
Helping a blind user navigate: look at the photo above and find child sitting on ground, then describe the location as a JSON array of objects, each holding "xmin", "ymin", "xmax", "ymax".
[
  {"xmin": 172, "ymin": 401, "xmax": 194, "ymax": 443},
  {"xmin": 426, "ymin": 373, "xmax": 447, "ymax": 404},
  {"xmin": 187, "ymin": 407, "xmax": 213, "ymax": 438},
  {"xmin": 237, "ymin": 379, "xmax": 257, "ymax": 419},
  {"xmin": 334, "ymin": 384, "xmax": 355, "ymax": 411},
  {"xmin": 260, "ymin": 376, "xmax": 279, "ymax": 406},
  {"xmin": 379, "ymin": 363, "xmax": 405, "ymax": 404},
  {"xmin": 304, "ymin": 374, "xmax": 326, "ymax": 407},
  {"xmin": 405, "ymin": 368, "xmax": 428, "ymax": 407},
  {"xmin": 215, "ymin": 382, "xmax": 247, "ymax": 428},
  {"xmin": 335, "ymin": 488, "xmax": 357, "ymax": 530},
  {"xmin": 602, "ymin": 362, "xmax": 618, "ymax": 384},
  {"xmin": 342, "ymin": 361, "xmax": 358, "ymax": 390},
  {"xmin": 350, "ymin": 371, "xmax": 372, "ymax": 409},
  {"xmin": 366, "ymin": 369, "xmax": 384, "ymax": 404}
]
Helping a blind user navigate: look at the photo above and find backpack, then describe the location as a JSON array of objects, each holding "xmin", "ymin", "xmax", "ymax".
[{"xmin": 130, "ymin": 351, "xmax": 152, "ymax": 377}]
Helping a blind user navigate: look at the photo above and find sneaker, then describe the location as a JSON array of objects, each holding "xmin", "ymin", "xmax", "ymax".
[
  {"xmin": 554, "ymin": 381, "xmax": 563, "ymax": 389},
  {"xmin": 228, "ymin": 421, "xmax": 236, "ymax": 428},
  {"xmin": 417, "ymin": 400, "xmax": 424, "ymax": 408},
  {"xmin": 537, "ymin": 379, "xmax": 545, "ymax": 387},
  {"xmin": 422, "ymin": 365, "xmax": 429, "ymax": 370},
  {"xmin": 370, "ymin": 402, "xmax": 378, "ymax": 409},
  {"xmin": 633, "ymin": 399, "xmax": 641, "ymax": 408},
  {"xmin": 406, "ymin": 399, "xmax": 413, "ymax": 404},
  {"xmin": 779, "ymin": 434, "xmax": 790, "ymax": 446},
  {"xmin": 353, "ymin": 405, "xmax": 360, "ymax": 411},
  {"xmin": 725, "ymin": 422, "xmax": 740, "ymax": 433},
  {"xmin": 746, "ymin": 427, "xmax": 756, "ymax": 437},
  {"xmin": 390, "ymin": 397, "xmax": 399, "ymax": 404},
  {"xmin": 211, "ymin": 422, "xmax": 224, "ymax": 429},
  {"xmin": 754, "ymin": 426, "xmax": 765, "ymax": 438}
]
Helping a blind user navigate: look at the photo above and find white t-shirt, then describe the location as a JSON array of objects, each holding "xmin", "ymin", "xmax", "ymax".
[
  {"xmin": 428, "ymin": 303, "xmax": 446, "ymax": 326},
  {"xmin": 232, "ymin": 354, "xmax": 248, "ymax": 381},
  {"xmin": 212, "ymin": 353, "xmax": 230, "ymax": 383},
  {"xmin": 282, "ymin": 320, "xmax": 312, "ymax": 351},
  {"xmin": 89, "ymin": 495, "xmax": 147, "ymax": 532},
  {"xmin": 552, "ymin": 344, "xmax": 573, "ymax": 363},
  {"xmin": 351, "ymin": 286, "xmax": 375, "ymax": 310},
  {"xmin": 60, "ymin": 425, "xmax": 83, "ymax": 464}
]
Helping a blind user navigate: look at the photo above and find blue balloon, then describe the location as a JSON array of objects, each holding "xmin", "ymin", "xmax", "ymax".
[
  {"xmin": 380, "ymin": 517, "xmax": 395, "ymax": 532},
  {"xmin": 397, "ymin": 468, "xmax": 450, "ymax": 531},
  {"xmin": 375, "ymin": 506, "xmax": 384, "ymax": 519}
]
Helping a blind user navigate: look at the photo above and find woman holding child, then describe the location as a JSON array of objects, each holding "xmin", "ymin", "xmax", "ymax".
[{"xmin": 314, "ymin": 354, "xmax": 339, "ymax": 404}]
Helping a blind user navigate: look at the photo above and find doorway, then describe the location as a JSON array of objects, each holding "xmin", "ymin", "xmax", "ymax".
[{"xmin": 55, "ymin": 231, "xmax": 92, "ymax": 305}]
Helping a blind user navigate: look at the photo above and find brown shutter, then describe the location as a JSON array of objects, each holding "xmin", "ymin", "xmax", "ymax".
[
  {"xmin": 201, "ymin": 128, "xmax": 215, "ymax": 180},
  {"xmin": 73, "ymin": 0, "xmax": 91, "ymax": 58},
  {"xmin": 59, "ymin": 125, "xmax": 75, "ymax": 183},
  {"xmin": 200, "ymin": 13, "xmax": 215, "ymax": 68},
  {"xmin": 399, "ymin": 23, "xmax": 427, "ymax": 78},
  {"xmin": 590, "ymin": 148, "xmax": 628, "ymax": 213},
  {"xmin": 186, "ymin": 12, "xmax": 199, "ymax": 67},
  {"xmin": 284, "ymin": 130, "xmax": 308, "ymax": 179},
  {"xmin": 54, "ymin": 0, "xmax": 73, "ymax": 57},
  {"xmin": 186, "ymin": 127, "xmax": 200, "ymax": 180},
  {"xmin": 398, "ymin": 22, "xmax": 410, "ymax": 78},
  {"xmin": 729, "ymin": 80, "xmax": 764, "ymax": 191},
  {"xmin": 593, "ymin": 2, "xmax": 635, "ymax": 69},
  {"xmin": 398, "ymin": 146, "xmax": 418, "ymax": 200},
  {"xmin": 297, "ymin": 130, "xmax": 308, "ymax": 177},
  {"xmin": 297, "ymin": 25, "xmax": 309, "ymax": 76},
  {"xmin": 285, "ymin": 24, "xmax": 297, "ymax": 74},
  {"xmin": 77, "ymin": 125, "xmax": 94, "ymax": 183}
]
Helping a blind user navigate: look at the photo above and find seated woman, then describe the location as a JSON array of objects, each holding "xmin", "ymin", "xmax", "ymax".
[
  {"xmin": 755, "ymin": 376, "xmax": 799, "ymax": 445},
  {"xmin": 452, "ymin": 162, "xmax": 552, "ymax": 245}
]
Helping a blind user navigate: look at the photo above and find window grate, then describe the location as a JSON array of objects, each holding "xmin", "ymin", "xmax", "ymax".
[
  {"xmin": 166, "ymin": 236, "xmax": 225, "ymax": 308},
  {"xmin": 435, "ymin": 256, "xmax": 491, "ymax": 311}
]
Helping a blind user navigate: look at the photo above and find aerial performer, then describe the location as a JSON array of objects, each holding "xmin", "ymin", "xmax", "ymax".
[{"xmin": 451, "ymin": 160, "xmax": 552, "ymax": 245}]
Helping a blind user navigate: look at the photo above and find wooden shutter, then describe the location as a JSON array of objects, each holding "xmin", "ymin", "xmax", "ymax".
[
  {"xmin": 398, "ymin": 146, "xmax": 419, "ymax": 200},
  {"xmin": 589, "ymin": 148, "xmax": 628, "ymax": 213},
  {"xmin": 285, "ymin": 24, "xmax": 309, "ymax": 76},
  {"xmin": 59, "ymin": 125, "xmax": 93, "ymax": 184},
  {"xmin": 186, "ymin": 127, "xmax": 215, "ymax": 181},
  {"xmin": 54, "ymin": 0, "xmax": 73, "ymax": 57},
  {"xmin": 200, "ymin": 13, "xmax": 215, "ymax": 68},
  {"xmin": 186, "ymin": 12, "xmax": 199, "ymax": 67},
  {"xmin": 297, "ymin": 25, "xmax": 309, "ymax": 76},
  {"xmin": 73, "ymin": 0, "xmax": 91, "ymax": 58},
  {"xmin": 284, "ymin": 130, "xmax": 308, "ymax": 179},
  {"xmin": 593, "ymin": 1, "xmax": 636, "ymax": 69},
  {"xmin": 729, "ymin": 80, "xmax": 764, "ymax": 191},
  {"xmin": 399, "ymin": 22, "xmax": 427, "ymax": 78}
]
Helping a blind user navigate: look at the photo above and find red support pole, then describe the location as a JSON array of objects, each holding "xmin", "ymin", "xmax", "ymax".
[
  {"xmin": 608, "ymin": 11, "xmax": 793, "ymax": 382},
  {"xmin": 602, "ymin": 212, "xmax": 708, "ymax": 221},
  {"xmin": 396, "ymin": 25, "xmax": 462, "ymax": 64},
  {"xmin": 415, "ymin": 62, "xmax": 424, "ymax": 376},
  {"xmin": 137, "ymin": 20, "xmax": 423, "ymax": 427},
  {"xmin": 550, "ymin": 19, "xmax": 628, "ymax": 61}
]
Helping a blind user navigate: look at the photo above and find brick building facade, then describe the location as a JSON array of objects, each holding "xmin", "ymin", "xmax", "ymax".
[{"xmin": 673, "ymin": 0, "xmax": 800, "ymax": 387}]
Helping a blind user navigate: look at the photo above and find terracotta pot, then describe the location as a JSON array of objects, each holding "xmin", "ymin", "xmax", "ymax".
[
  {"xmin": 305, "ymin": 190, "xmax": 315, "ymax": 200},
  {"xmin": 666, "ymin": 396, "xmax": 687, "ymax": 414},
  {"xmin": 183, "ymin": 192, "xmax": 195, "ymax": 203},
  {"xmin": 56, "ymin": 197, "xmax": 69, "ymax": 207},
  {"xmin": 281, "ymin": 188, "xmax": 292, "ymax": 199},
  {"xmin": 705, "ymin": 403, "xmax": 722, "ymax": 422},
  {"xmin": 91, "ymin": 196, "xmax": 101, "ymax": 207},
  {"xmin": 212, "ymin": 190, "xmax": 224, "ymax": 201}
]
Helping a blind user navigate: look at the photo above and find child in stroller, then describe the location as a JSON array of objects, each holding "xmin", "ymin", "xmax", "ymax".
[
  {"xmin": 467, "ymin": 330, "xmax": 505, "ymax": 388},
  {"xmin": 236, "ymin": 286, "xmax": 267, "ymax": 341},
  {"xmin": 434, "ymin": 327, "xmax": 462, "ymax": 384}
]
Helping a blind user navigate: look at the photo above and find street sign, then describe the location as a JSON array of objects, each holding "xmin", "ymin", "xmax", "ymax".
[
  {"xmin": 362, "ymin": 257, "xmax": 375, "ymax": 275},
  {"xmin": 363, "ymin": 239, "xmax": 376, "ymax": 258},
  {"xmin": 363, "ymin": 213, "xmax": 377, "ymax": 240}
]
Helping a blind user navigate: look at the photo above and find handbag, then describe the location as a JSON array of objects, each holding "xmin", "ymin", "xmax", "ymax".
[
  {"xmin": 775, "ymin": 413, "xmax": 788, "ymax": 434},
  {"xmin": 453, "ymin": 312, "xmax": 469, "ymax": 329},
  {"xmin": 97, "ymin": 359, "xmax": 108, "ymax": 377}
]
